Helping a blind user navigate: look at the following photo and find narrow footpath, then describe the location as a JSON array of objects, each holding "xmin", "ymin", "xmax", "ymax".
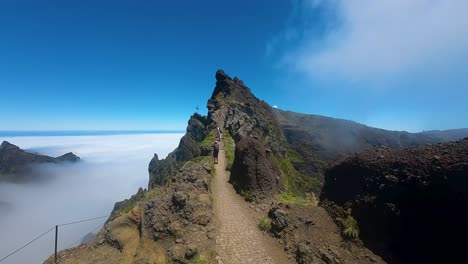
[{"xmin": 212, "ymin": 142, "xmax": 292, "ymax": 264}]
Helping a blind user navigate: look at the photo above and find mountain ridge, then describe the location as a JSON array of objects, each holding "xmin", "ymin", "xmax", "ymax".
[
  {"xmin": 0, "ymin": 141, "xmax": 80, "ymax": 182},
  {"xmin": 45, "ymin": 70, "xmax": 468, "ymax": 264}
]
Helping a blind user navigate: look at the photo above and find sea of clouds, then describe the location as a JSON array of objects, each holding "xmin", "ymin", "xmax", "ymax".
[{"xmin": 0, "ymin": 133, "xmax": 183, "ymax": 264}]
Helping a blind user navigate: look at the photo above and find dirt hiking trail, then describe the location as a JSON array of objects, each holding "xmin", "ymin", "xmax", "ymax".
[{"xmin": 212, "ymin": 141, "xmax": 292, "ymax": 264}]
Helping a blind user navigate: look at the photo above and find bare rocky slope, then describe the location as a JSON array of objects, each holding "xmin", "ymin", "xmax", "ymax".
[
  {"xmin": 321, "ymin": 138, "xmax": 468, "ymax": 263},
  {"xmin": 46, "ymin": 70, "xmax": 468, "ymax": 264},
  {"xmin": 0, "ymin": 141, "xmax": 79, "ymax": 182}
]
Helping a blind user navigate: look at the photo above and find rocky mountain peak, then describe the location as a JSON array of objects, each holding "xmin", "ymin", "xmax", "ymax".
[
  {"xmin": 0, "ymin": 141, "xmax": 20, "ymax": 151},
  {"xmin": 57, "ymin": 152, "xmax": 80, "ymax": 162},
  {"xmin": 211, "ymin": 70, "xmax": 254, "ymax": 104},
  {"xmin": 215, "ymin": 69, "xmax": 230, "ymax": 81},
  {"xmin": 208, "ymin": 70, "xmax": 286, "ymax": 156}
]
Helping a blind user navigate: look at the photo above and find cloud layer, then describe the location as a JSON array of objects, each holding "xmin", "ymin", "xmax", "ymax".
[
  {"xmin": 0, "ymin": 133, "xmax": 182, "ymax": 264},
  {"xmin": 280, "ymin": 0, "xmax": 468, "ymax": 81}
]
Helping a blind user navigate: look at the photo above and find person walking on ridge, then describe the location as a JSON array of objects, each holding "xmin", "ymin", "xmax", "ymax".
[{"xmin": 212, "ymin": 141, "xmax": 219, "ymax": 164}]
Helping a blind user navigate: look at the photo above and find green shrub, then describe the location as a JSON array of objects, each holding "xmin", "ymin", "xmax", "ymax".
[
  {"xmin": 276, "ymin": 192, "xmax": 317, "ymax": 207},
  {"xmin": 193, "ymin": 255, "xmax": 208, "ymax": 264},
  {"xmin": 258, "ymin": 217, "xmax": 272, "ymax": 232},
  {"xmin": 144, "ymin": 187, "xmax": 162, "ymax": 200},
  {"xmin": 239, "ymin": 189, "xmax": 254, "ymax": 202},
  {"xmin": 199, "ymin": 132, "xmax": 215, "ymax": 149},
  {"xmin": 337, "ymin": 215, "xmax": 359, "ymax": 240}
]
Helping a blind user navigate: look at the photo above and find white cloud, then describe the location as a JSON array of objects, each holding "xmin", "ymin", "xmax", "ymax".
[
  {"xmin": 283, "ymin": 0, "xmax": 468, "ymax": 81},
  {"xmin": 273, "ymin": 105, "xmax": 279, "ymax": 109},
  {"xmin": 0, "ymin": 134, "xmax": 183, "ymax": 264}
]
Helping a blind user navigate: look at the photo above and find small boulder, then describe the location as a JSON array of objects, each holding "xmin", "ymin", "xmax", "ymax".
[
  {"xmin": 268, "ymin": 205, "xmax": 288, "ymax": 233},
  {"xmin": 172, "ymin": 191, "xmax": 187, "ymax": 209},
  {"xmin": 185, "ymin": 244, "xmax": 198, "ymax": 259},
  {"xmin": 296, "ymin": 243, "xmax": 314, "ymax": 264}
]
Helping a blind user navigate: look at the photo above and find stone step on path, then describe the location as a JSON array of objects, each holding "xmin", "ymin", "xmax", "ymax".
[{"xmin": 212, "ymin": 142, "xmax": 292, "ymax": 264}]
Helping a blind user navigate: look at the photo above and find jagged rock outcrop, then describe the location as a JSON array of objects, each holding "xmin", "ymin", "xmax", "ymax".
[
  {"xmin": 320, "ymin": 138, "xmax": 468, "ymax": 263},
  {"xmin": 0, "ymin": 141, "xmax": 80, "ymax": 182},
  {"xmin": 230, "ymin": 137, "xmax": 283, "ymax": 199},
  {"xmin": 148, "ymin": 113, "xmax": 210, "ymax": 189},
  {"xmin": 208, "ymin": 70, "xmax": 286, "ymax": 156}
]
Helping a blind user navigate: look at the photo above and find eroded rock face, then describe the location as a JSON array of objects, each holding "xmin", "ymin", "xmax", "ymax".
[
  {"xmin": 207, "ymin": 70, "xmax": 286, "ymax": 156},
  {"xmin": 321, "ymin": 138, "xmax": 468, "ymax": 263},
  {"xmin": 174, "ymin": 113, "xmax": 210, "ymax": 161},
  {"xmin": 148, "ymin": 153, "xmax": 176, "ymax": 188},
  {"xmin": 148, "ymin": 113, "xmax": 210, "ymax": 189},
  {"xmin": 230, "ymin": 137, "xmax": 283, "ymax": 199},
  {"xmin": 45, "ymin": 156, "xmax": 215, "ymax": 264}
]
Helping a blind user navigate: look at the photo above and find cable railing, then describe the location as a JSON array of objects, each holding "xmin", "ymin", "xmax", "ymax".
[{"xmin": 0, "ymin": 215, "xmax": 109, "ymax": 263}]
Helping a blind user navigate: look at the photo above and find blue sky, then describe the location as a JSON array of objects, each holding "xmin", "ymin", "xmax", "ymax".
[{"xmin": 1, "ymin": 0, "xmax": 467, "ymax": 132}]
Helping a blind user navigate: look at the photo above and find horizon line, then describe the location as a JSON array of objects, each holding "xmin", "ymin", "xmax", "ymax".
[{"xmin": 0, "ymin": 130, "xmax": 186, "ymax": 137}]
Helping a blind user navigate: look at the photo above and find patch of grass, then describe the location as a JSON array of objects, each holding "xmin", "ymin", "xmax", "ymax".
[
  {"xmin": 337, "ymin": 215, "xmax": 359, "ymax": 240},
  {"xmin": 193, "ymin": 255, "xmax": 208, "ymax": 264},
  {"xmin": 258, "ymin": 217, "xmax": 272, "ymax": 232},
  {"xmin": 199, "ymin": 131, "xmax": 215, "ymax": 150},
  {"xmin": 183, "ymin": 156, "xmax": 210, "ymax": 167},
  {"xmin": 276, "ymin": 192, "xmax": 318, "ymax": 207},
  {"xmin": 286, "ymin": 147, "xmax": 304, "ymax": 163},
  {"xmin": 239, "ymin": 189, "xmax": 255, "ymax": 202},
  {"xmin": 274, "ymin": 147, "xmax": 321, "ymax": 196},
  {"xmin": 120, "ymin": 202, "xmax": 136, "ymax": 214},
  {"xmin": 144, "ymin": 187, "xmax": 162, "ymax": 200},
  {"xmin": 223, "ymin": 130, "xmax": 235, "ymax": 171}
]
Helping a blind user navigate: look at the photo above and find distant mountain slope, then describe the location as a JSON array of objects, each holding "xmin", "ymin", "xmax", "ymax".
[
  {"xmin": 0, "ymin": 141, "xmax": 80, "ymax": 181},
  {"xmin": 276, "ymin": 110, "xmax": 468, "ymax": 158},
  {"xmin": 274, "ymin": 110, "xmax": 468, "ymax": 193},
  {"xmin": 421, "ymin": 128, "xmax": 468, "ymax": 141}
]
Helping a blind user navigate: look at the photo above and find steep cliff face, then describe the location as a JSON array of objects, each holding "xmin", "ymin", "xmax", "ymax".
[
  {"xmin": 320, "ymin": 138, "xmax": 468, "ymax": 263},
  {"xmin": 207, "ymin": 70, "xmax": 286, "ymax": 156},
  {"xmin": 148, "ymin": 113, "xmax": 211, "ymax": 189},
  {"xmin": 0, "ymin": 141, "xmax": 80, "ymax": 182},
  {"xmin": 45, "ymin": 156, "xmax": 216, "ymax": 264},
  {"xmin": 48, "ymin": 100, "xmax": 216, "ymax": 264}
]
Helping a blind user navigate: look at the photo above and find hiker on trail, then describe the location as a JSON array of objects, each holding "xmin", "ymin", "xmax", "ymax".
[
  {"xmin": 217, "ymin": 127, "xmax": 222, "ymax": 140},
  {"xmin": 212, "ymin": 141, "xmax": 219, "ymax": 164}
]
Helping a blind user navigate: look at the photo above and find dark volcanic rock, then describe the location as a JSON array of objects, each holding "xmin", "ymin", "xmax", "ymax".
[
  {"xmin": 174, "ymin": 113, "xmax": 210, "ymax": 161},
  {"xmin": 230, "ymin": 137, "xmax": 283, "ymax": 199},
  {"xmin": 148, "ymin": 113, "xmax": 210, "ymax": 189},
  {"xmin": 208, "ymin": 70, "xmax": 286, "ymax": 156},
  {"xmin": 0, "ymin": 141, "xmax": 80, "ymax": 182},
  {"xmin": 321, "ymin": 138, "xmax": 468, "ymax": 263},
  {"xmin": 148, "ymin": 153, "xmax": 176, "ymax": 187},
  {"xmin": 172, "ymin": 191, "xmax": 187, "ymax": 209},
  {"xmin": 268, "ymin": 205, "xmax": 288, "ymax": 234}
]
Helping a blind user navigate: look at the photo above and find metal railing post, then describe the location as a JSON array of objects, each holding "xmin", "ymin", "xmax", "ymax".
[{"xmin": 54, "ymin": 225, "xmax": 58, "ymax": 263}]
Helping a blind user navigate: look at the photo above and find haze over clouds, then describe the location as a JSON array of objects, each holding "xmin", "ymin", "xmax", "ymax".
[
  {"xmin": 278, "ymin": 0, "xmax": 468, "ymax": 82},
  {"xmin": 0, "ymin": 133, "xmax": 183, "ymax": 264}
]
